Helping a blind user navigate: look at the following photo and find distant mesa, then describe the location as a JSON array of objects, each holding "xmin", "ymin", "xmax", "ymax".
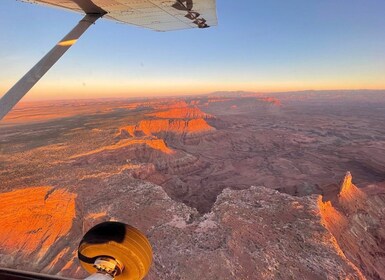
[
  {"xmin": 116, "ymin": 100, "xmax": 190, "ymax": 112},
  {"xmin": 198, "ymin": 96, "xmax": 282, "ymax": 115},
  {"xmin": 207, "ymin": 91, "xmax": 282, "ymax": 106},
  {"xmin": 154, "ymin": 100, "xmax": 189, "ymax": 109},
  {"xmin": 118, "ymin": 118, "xmax": 215, "ymax": 139},
  {"xmin": 244, "ymin": 96, "xmax": 282, "ymax": 106},
  {"xmin": 208, "ymin": 90, "xmax": 258, "ymax": 97},
  {"xmin": 117, "ymin": 104, "xmax": 215, "ymax": 140},
  {"xmin": 147, "ymin": 106, "xmax": 214, "ymax": 119}
]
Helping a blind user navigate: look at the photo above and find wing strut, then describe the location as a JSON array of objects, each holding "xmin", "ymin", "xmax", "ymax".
[{"xmin": 0, "ymin": 14, "xmax": 102, "ymax": 121}]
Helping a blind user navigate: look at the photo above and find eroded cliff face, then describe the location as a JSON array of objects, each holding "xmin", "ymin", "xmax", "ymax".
[
  {"xmin": 119, "ymin": 119, "xmax": 215, "ymax": 139},
  {"xmin": 318, "ymin": 172, "xmax": 385, "ymax": 279},
  {"xmin": 0, "ymin": 187, "xmax": 76, "ymax": 269},
  {"xmin": 0, "ymin": 176, "xmax": 376, "ymax": 280},
  {"xmin": 116, "ymin": 105, "xmax": 215, "ymax": 147}
]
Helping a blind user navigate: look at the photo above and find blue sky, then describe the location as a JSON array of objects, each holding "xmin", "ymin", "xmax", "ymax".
[{"xmin": 1, "ymin": 0, "xmax": 385, "ymax": 99}]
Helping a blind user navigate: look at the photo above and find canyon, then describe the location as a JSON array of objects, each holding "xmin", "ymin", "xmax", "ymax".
[{"xmin": 0, "ymin": 90, "xmax": 384, "ymax": 279}]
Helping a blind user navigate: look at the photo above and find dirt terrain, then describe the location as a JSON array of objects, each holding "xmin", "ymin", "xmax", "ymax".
[{"xmin": 0, "ymin": 90, "xmax": 384, "ymax": 279}]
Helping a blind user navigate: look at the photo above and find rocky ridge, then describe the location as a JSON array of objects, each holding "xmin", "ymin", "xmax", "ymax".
[
  {"xmin": 147, "ymin": 106, "xmax": 214, "ymax": 119},
  {"xmin": 0, "ymin": 172, "xmax": 383, "ymax": 279},
  {"xmin": 318, "ymin": 172, "xmax": 385, "ymax": 279}
]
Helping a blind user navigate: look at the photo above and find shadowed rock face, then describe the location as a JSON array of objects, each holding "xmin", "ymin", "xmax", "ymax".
[{"xmin": 145, "ymin": 185, "xmax": 364, "ymax": 280}]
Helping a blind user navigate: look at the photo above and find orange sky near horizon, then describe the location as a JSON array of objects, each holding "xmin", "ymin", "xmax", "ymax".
[
  {"xmin": 1, "ymin": 2, "xmax": 384, "ymax": 110},
  {"xmin": 2, "ymin": 0, "xmax": 385, "ymax": 102},
  {"xmin": 1, "ymin": 79, "xmax": 384, "ymax": 101}
]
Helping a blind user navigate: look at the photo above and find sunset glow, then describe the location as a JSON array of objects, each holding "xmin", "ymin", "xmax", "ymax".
[{"xmin": 1, "ymin": 0, "xmax": 385, "ymax": 100}]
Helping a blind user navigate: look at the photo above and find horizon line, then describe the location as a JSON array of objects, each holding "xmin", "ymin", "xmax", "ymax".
[{"xmin": 10, "ymin": 88, "xmax": 385, "ymax": 103}]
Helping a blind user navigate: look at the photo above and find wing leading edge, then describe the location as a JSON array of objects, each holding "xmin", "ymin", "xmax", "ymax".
[{"xmin": 21, "ymin": 0, "xmax": 218, "ymax": 31}]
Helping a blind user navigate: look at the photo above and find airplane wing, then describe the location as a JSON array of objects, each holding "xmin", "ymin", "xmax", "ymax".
[
  {"xmin": 21, "ymin": 0, "xmax": 218, "ymax": 31},
  {"xmin": 0, "ymin": 0, "xmax": 217, "ymax": 121}
]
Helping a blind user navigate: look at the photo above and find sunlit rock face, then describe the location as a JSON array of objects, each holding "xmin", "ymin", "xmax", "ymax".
[
  {"xmin": 119, "ymin": 119, "xmax": 215, "ymax": 139},
  {"xmin": 318, "ymin": 172, "xmax": 385, "ymax": 279},
  {"xmin": 338, "ymin": 171, "xmax": 367, "ymax": 210},
  {"xmin": 0, "ymin": 187, "xmax": 76, "ymax": 269},
  {"xmin": 147, "ymin": 106, "xmax": 214, "ymax": 119},
  {"xmin": 117, "ymin": 105, "xmax": 215, "ymax": 142},
  {"xmin": 71, "ymin": 138, "xmax": 176, "ymax": 162}
]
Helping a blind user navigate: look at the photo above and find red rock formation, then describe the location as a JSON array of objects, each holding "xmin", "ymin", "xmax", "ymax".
[
  {"xmin": 153, "ymin": 100, "xmax": 189, "ymax": 109},
  {"xmin": 119, "ymin": 119, "xmax": 215, "ymax": 138},
  {"xmin": 117, "ymin": 125, "xmax": 137, "ymax": 138},
  {"xmin": 338, "ymin": 171, "xmax": 367, "ymax": 210},
  {"xmin": 318, "ymin": 172, "xmax": 385, "ymax": 279},
  {"xmin": 71, "ymin": 138, "xmax": 175, "ymax": 158},
  {"xmin": 206, "ymin": 95, "xmax": 281, "ymax": 106},
  {"xmin": 148, "ymin": 106, "xmax": 213, "ymax": 119},
  {"xmin": 0, "ymin": 187, "xmax": 76, "ymax": 259},
  {"xmin": 119, "ymin": 100, "xmax": 189, "ymax": 111}
]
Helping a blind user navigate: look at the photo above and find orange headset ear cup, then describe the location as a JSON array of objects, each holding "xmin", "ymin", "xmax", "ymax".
[{"xmin": 78, "ymin": 222, "xmax": 152, "ymax": 280}]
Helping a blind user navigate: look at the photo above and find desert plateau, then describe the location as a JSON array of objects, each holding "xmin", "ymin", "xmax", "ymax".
[{"xmin": 0, "ymin": 90, "xmax": 384, "ymax": 279}]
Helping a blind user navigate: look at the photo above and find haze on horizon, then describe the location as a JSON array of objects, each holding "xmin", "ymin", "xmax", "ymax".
[{"xmin": 1, "ymin": 0, "xmax": 385, "ymax": 101}]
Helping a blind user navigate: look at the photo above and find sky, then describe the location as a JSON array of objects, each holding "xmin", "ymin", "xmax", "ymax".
[{"xmin": 1, "ymin": 0, "xmax": 385, "ymax": 100}]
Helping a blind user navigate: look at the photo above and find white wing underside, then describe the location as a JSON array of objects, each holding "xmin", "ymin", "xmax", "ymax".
[{"xmin": 21, "ymin": 0, "xmax": 217, "ymax": 31}]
